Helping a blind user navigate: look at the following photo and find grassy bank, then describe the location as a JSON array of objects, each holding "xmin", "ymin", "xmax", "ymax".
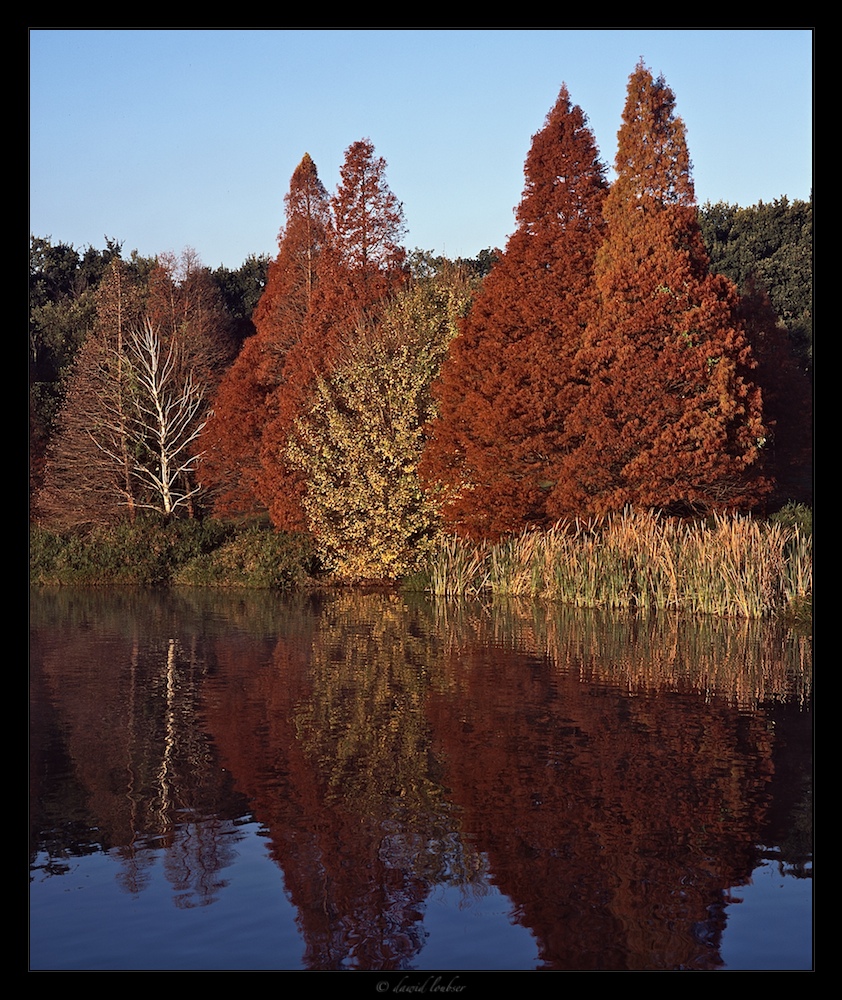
[
  {"xmin": 29, "ymin": 517, "xmax": 318, "ymax": 590},
  {"xmin": 30, "ymin": 506, "xmax": 811, "ymax": 620}
]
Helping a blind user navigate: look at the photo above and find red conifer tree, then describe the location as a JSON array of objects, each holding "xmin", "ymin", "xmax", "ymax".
[
  {"xmin": 199, "ymin": 154, "xmax": 330, "ymax": 516},
  {"xmin": 261, "ymin": 138, "xmax": 409, "ymax": 530},
  {"xmin": 548, "ymin": 62, "xmax": 770, "ymax": 519},
  {"xmin": 420, "ymin": 86, "xmax": 609, "ymax": 539}
]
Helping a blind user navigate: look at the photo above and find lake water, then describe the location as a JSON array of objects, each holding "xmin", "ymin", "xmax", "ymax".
[{"xmin": 29, "ymin": 586, "xmax": 812, "ymax": 972}]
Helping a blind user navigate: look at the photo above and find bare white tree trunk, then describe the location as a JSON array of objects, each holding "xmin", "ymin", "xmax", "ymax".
[{"xmin": 95, "ymin": 319, "xmax": 209, "ymax": 517}]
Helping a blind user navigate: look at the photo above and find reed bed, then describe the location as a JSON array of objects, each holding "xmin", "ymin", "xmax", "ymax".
[{"xmin": 420, "ymin": 509, "xmax": 811, "ymax": 619}]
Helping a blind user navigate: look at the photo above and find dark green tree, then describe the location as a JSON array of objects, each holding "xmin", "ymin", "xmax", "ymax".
[
  {"xmin": 211, "ymin": 253, "xmax": 271, "ymax": 345},
  {"xmin": 699, "ymin": 196, "xmax": 812, "ymax": 375}
]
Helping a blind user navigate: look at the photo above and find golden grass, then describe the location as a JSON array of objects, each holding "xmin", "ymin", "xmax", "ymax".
[{"xmin": 422, "ymin": 509, "xmax": 811, "ymax": 619}]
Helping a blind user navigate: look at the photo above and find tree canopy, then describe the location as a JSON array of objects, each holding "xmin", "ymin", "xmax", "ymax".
[
  {"xmin": 420, "ymin": 85, "xmax": 609, "ymax": 539},
  {"xmin": 547, "ymin": 62, "xmax": 770, "ymax": 520},
  {"xmin": 32, "ymin": 61, "xmax": 811, "ymax": 558}
]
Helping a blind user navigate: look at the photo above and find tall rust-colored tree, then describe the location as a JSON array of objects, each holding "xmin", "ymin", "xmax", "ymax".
[
  {"xmin": 420, "ymin": 86, "xmax": 609, "ymax": 540},
  {"xmin": 199, "ymin": 154, "xmax": 330, "ymax": 516},
  {"xmin": 251, "ymin": 153, "xmax": 330, "ymax": 357},
  {"xmin": 262, "ymin": 138, "xmax": 409, "ymax": 531},
  {"xmin": 548, "ymin": 62, "xmax": 770, "ymax": 519}
]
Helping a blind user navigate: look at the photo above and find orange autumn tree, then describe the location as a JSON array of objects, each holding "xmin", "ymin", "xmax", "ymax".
[
  {"xmin": 260, "ymin": 138, "xmax": 409, "ymax": 531},
  {"xmin": 420, "ymin": 85, "xmax": 609, "ymax": 540},
  {"xmin": 548, "ymin": 62, "xmax": 770, "ymax": 519},
  {"xmin": 199, "ymin": 153, "xmax": 330, "ymax": 516}
]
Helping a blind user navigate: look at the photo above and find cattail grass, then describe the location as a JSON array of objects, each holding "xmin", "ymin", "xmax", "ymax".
[
  {"xmin": 420, "ymin": 509, "xmax": 811, "ymax": 619},
  {"xmin": 424, "ymin": 534, "xmax": 490, "ymax": 597}
]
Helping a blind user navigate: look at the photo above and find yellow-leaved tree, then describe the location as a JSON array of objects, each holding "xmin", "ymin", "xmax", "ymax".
[{"xmin": 287, "ymin": 260, "xmax": 476, "ymax": 580}]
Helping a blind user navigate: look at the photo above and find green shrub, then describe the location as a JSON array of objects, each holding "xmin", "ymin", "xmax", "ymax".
[
  {"xmin": 770, "ymin": 501, "xmax": 812, "ymax": 535},
  {"xmin": 29, "ymin": 517, "xmax": 313, "ymax": 589},
  {"xmin": 174, "ymin": 526, "xmax": 317, "ymax": 589}
]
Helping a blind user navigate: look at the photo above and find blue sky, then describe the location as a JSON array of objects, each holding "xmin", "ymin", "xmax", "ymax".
[{"xmin": 29, "ymin": 28, "xmax": 813, "ymax": 271}]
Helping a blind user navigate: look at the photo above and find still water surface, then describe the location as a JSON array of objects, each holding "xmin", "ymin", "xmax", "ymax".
[{"xmin": 29, "ymin": 587, "xmax": 812, "ymax": 971}]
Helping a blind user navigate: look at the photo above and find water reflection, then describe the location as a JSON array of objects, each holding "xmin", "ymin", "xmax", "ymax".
[{"xmin": 29, "ymin": 587, "xmax": 812, "ymax": 970}]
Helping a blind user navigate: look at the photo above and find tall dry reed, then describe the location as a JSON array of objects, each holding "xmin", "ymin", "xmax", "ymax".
[{"xmin": 420, "ymin": 509, "xmax": 811, "ymax": 619}]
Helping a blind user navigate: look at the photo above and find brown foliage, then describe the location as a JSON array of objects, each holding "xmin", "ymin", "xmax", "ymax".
[
  {"xmin": 144, "ymin": 249, "xmax": 237, "ymax": 388},
  {"xmin": 34, "ymin": 260, "xmax": 148, "ymax": 527},
  {"xmin": 33, "ymin": 333, "xmax": 136, "ymax": 528},
  {"xmin": 547, "ymin": 63, "xmax": 771, "ymax": 519},
  {"xmin": 260, "ymin": 139, "xmax": 409, "ymax": 531},
  {"xmin": 35, "ymin": 252, "xmax": 236, "ymax": 527},
  {"xmin": 199, "ymin": 143, "xmax": 408, "ymax": 530},
  {"xmin": 420, "ymin": 86, "xmax": 608, "ymax": 539},
  {"xmin": 250, "ymin": 153, "xmax": 330, "ymax": 353},
  {"xmin": 199, "ymin": 154, "xmax": 330, "ymax": 518}
]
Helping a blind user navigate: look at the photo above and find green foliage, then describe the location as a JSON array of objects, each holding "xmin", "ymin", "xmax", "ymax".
[
  {"xmin": 174, "ymin": 526, "xmax": 316, "ymax": 589},
  {"xmin": 30, "ymin": 517, "xmax": 317, "ymax": 589},
  {"xmin": 31, "ymin": 517, "xmax": 235, "ymax": 587},
  {"xmin": 211, "ymin": 253, "xmax": 270, "ymax": 346},
  {"xmin": 699, "ymin": 196, "xmax": 813, "ymax": 371},
  {"xmin": 30, "ymin": 236, "xmax": 130, "ymax": 381},
  {"xmin": 769, "ymin": 501, "xmax": 812, "ymax": 535}
]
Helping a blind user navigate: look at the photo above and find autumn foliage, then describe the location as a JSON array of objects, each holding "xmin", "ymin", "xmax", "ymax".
[
  {"xmin": 198, "ymin": 153, "xmax": 330, "ymax": 517},
  {"xmin": 262, "ymin": 139, "xmax": 409, "ymax": 530},
  {"xmin": 287, "ymin": 262, "xmax": 476, "ymax": 579},
  {"xmin": 33, "ymin": 62, "xmax": 811, "ymax": 569},
  {"xmin": 548, "ymin": 63, "xmax": 770, "ymax": 519},
  {"xmin": 422, "ymin": 65, "xmax": 778, "ymax": 539},
  {"xmin": 35, "ymin": 252, "xmax": 235, "ymax": 527},
  {"xmin": 420, "ymin": 85, "xmax": 609, "ymax": 539},
  {"xmin": 200, "ymin": 142, "xmax": 408, "ymax": 530}
]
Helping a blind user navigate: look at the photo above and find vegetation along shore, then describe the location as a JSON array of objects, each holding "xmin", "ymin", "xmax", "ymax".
[{"xmin": 30, "ymin": 62, "xmax": 812, "ymax": 621}]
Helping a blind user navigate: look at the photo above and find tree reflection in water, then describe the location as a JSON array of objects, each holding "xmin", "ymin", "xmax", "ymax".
[{"xmin": 30, "ymin": 587, "xmax": 812, "ymax": 971}]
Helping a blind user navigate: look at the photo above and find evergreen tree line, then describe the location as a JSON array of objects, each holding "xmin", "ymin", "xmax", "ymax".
[{"xmin": 30, "ymin": 61, "xmax": 812, "ymax": 581}]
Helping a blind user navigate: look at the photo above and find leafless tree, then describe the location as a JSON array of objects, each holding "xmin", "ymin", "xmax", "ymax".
[{"xmin": 96, "ymin": 319, "xmax": 209, "ymax": 517}]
